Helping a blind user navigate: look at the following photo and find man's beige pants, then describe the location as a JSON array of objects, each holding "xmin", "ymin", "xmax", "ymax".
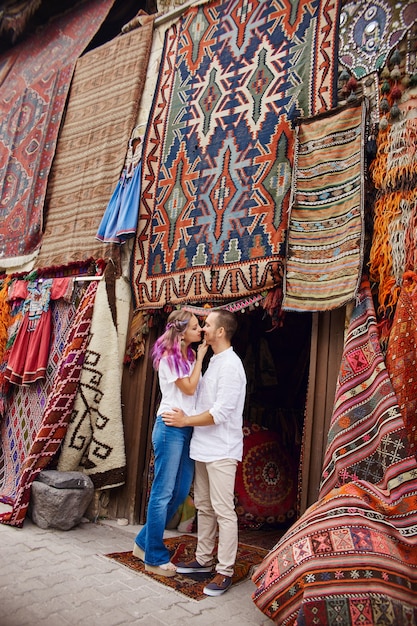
[{"xmin": 194, "ymin": 458, "xmax": 238, "ymax": 577}]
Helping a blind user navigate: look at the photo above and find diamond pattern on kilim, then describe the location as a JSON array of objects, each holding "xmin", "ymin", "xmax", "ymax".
[{"xmin": 132, "ymin": 0, "xmax": 340, "ymax": 308}]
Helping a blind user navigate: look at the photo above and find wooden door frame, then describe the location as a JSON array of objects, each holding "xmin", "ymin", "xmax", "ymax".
[{"xmin": 299, "ymin": 308, "xmax": 346, "ymax": 513}]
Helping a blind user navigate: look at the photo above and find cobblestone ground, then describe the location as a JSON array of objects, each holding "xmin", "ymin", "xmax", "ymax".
[{"xmin": 0, "ymin": 510, "xmax": 274, "ymax": 626}]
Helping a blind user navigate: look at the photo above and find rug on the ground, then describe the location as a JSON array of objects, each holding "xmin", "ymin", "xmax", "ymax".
[
  {"xmin": 105, "ymin": 534, "xmax": 268, "ymax": 600},
  {"xmin": 238, "ymin": 527, "xmax": 285, "ymax": 552},
  {"xmin": 131, "ymin": 0, "xmax": 340, "ymax": 309}
]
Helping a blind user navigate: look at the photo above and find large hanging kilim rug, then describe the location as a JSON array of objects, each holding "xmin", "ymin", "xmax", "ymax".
[
  {"xmin": 0, "ymin": 0, "xmax": 115, "ymax": 268},
  {"xmin": 252, "ymin": 276, "xmax": 417, "ymax": 625},
  {"xmin": 0, "ymin": 281, "xmax": 98, "ymax": 528},
  {"xmin": 131, "ymin": 0, "xmax": 341, "ymax": 309},
  {"xmin": 35, "ymin": 14, "xmax": 155, "ymax": 269},
  {"xmin": 105, "ymin": 534, "xmax": 267, "ymax": 601},
  {"xmin": 283, "ymin": 100, "xmax": 366, "ymax": 312}
]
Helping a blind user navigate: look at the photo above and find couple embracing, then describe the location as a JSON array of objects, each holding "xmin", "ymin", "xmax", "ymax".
[{"xmin": 133, "ymin": 307, "xmax": 246, "ymax": 597}]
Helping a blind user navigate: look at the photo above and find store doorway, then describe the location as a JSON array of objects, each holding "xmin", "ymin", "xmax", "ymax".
[
  {"xmin": 233, "ymin": 308, "xmax": 312, "ymax": 547},
  {"xmin": 140, "ymin": 307, "xmax": 312, "ymax": 549}
]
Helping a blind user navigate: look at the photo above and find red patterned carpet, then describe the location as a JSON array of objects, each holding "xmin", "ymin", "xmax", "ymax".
[{"xmin": 106, "ymin": 534, "xmax": 268, "ymax": 600}]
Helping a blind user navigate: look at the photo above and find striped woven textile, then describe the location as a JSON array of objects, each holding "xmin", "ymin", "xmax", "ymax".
[
  {"xmin": 35, "ymin": 16, "xmax": 154, "ymax": 269},
  {"xmin": 252, "ymin": 276, "xmax": 417, "ymax": 624},
  {"xmin": 283, "ymin": 100, "xmax": 366, "ymax": 312},
  {"xmin": 319, "ymin": 276, "xmax": 411, "ymax": 497}
]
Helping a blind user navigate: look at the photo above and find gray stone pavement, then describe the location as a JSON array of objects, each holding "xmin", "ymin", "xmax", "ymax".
[{"xmin": 0, "ymin": 506, "xmax": 274, "ymax": 626}]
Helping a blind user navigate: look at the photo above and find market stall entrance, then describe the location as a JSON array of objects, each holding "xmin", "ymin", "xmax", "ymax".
[{"xmin": 139, "ymin": 307, "xmax": 312, "ymax": 538}]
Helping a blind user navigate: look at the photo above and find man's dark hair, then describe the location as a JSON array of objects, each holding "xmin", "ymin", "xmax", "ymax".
[{"xmin": 213, "ymin": 309, "xmax": 237, "ymax": 340}]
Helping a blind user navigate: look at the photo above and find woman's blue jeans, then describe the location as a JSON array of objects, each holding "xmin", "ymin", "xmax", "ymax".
[{"xmin": 134, "ymin": 415, "xmax": 194, "ymax": 566}]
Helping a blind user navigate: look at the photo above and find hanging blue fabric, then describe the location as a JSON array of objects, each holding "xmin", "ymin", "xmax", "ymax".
[
  {"xmin": 96, "ymin": 134, "xmax": 143, "ymax": 244},
  {"xmin": 96, "ymin": 172, "xmax": 126, "ymax": 243},
  {"xmin": 116, "ymin": 161, "xmax": 142, "ymax": 242}
]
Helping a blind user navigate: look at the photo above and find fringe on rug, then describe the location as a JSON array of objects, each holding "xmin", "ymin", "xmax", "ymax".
[{"xmin": 369, "ymin": 95, "xmax": 417, "ymax": 317}]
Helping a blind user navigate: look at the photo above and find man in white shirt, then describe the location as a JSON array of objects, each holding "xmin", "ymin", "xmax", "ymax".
[{"xmin": 162, "ymin": 309, "xmax": 246, "ymax": 596}]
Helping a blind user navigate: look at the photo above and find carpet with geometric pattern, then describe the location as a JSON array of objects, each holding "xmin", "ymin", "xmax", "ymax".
[
  {"xmin": 105, "ymin": 534, "xmax": 267, "ymax": 600},
  {"xmin": 132, "ymin": 0, "xmax": 341, "ymax": 309}
]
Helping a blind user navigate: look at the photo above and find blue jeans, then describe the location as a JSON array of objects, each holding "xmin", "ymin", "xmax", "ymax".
[{"xmin": 134, "ymin": 415, "xmax": 194, "ymax": 566}]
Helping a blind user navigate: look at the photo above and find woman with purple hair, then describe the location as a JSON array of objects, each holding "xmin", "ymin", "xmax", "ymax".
[{"xmin": 132, "ymin": 308, "xmax": 207, "ymax": 576}]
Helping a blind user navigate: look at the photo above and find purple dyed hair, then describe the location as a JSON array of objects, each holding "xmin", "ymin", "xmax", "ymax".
[{"xmin": 151, "ymin": 309, "xmax": 196, "ymax": 377}]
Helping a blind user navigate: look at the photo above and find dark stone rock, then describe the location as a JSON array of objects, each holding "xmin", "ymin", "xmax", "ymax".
[
  {"xmin": 36, "ymin": 469, "xmax": 90, "ymax": 490},
  {"xmin": 29, "ymin": 471, "xmax": 94, "ymax": 530}
]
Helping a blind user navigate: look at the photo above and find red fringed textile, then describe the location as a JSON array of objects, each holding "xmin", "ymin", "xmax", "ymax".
[
  {"xmin": 369, "ymin": 95, "xmax": 417, "ymax": 317},
  {"xmin": 261, "ymin": 286, "xmax": 285, "ymax": 329},
  {"xmin": 368, "ymin": 189, "xmax": 415, "ymax": 314},
  {"xmin": 0, "ymin": 281, "xmax": 98, "ymax": 528},
  {"xmin": 386, "ymin": 272, "xmax": 417, "ymax": 457}
]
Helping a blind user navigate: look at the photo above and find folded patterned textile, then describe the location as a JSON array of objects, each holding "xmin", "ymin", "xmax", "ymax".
[{"xmin": 252, "ymin": 276, "xmax": 417, "ymax": 625}]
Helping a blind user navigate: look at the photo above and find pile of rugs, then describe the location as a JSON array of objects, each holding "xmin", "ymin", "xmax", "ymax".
[{"xmin": 251, "ymin": 275, "xmax": 417, "ymax": 623}]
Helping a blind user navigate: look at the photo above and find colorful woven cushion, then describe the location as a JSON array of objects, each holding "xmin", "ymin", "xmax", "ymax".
[{"xmin": 235, "ymin": 423, "xmax": 297, "ymax": 528}]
